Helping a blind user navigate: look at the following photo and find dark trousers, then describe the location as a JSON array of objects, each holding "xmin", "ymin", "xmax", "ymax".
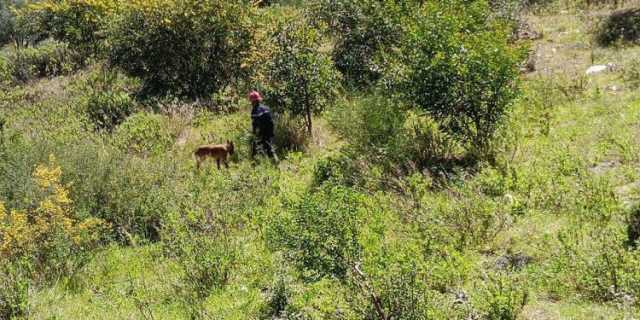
[{"xmin": 252, "ymin": 135, "xmax": 275, "ymax": 159}]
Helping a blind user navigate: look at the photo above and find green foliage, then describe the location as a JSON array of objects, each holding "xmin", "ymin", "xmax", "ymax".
[
  {"xmin": 348, "ymin": 264, "xmax": 446, "ymax": 319},
  {"xmin": 256, "ymin": 14, "xmax": 340, "ymax": 135},
  {"xmin": 0, "ymin": 156, "xmax": 107, "ymax": 318},
  {"xmin": 420, "ymin": 186, "xmax": 511, "ymax": 250},
  {"xmin": 267, "ymin": 186, "xmax": 365, "ymax": 281},
  {"xmin": 328, "ymin": 95, "xmax": 407, "ymax": 156},
  {"xmin": 596, "ymin": 8, "xmax": 640, "ymax": 46},
  {"xmin": 15, "ymin": 0, "xmax": 116, "ymax": 56},
  {"xmin": 86, "ymin": 90, "xmax": 135, "ymax": 132},
  {"xmin": 311, "ymin": 0, "xmax": 411, "ymax": 87},
  {"xmin": 3, "ymin": 1, "xmax": 640, "ymax": 318},
  {"xmin": 550, "ymin": 180, "xmax": 640, "ymax": 304},
  {"xmin": 325, "ymin": 95, "xmax": 459, "ymax": 185},
  {"xmin": 0, "ymin": 260, "xmax": 30, "ymax": 320},
  {"xmin": 387, "ymin": 0, "xmax": 525, "ymax": 154},
  {"xmin": 0, "ymin": 56, "xmax": 11, "ymax": 88},
  {"xmin": 622, "ymin": 59, "xmax": 640, "ymax": 89},
  {"xmin": 0, "ymin": 132, "xmax": 40, "ymax": 212},
  {"xmin": 273, "ymin": 112, "xmax": 309, "ymax": 152},
  {"xmin": 166, "ymin": 223, "xmax": 237, "ymax": 301},
  {"xmin": 0, "ymin": 1, "xmax": 33, "ymax": 46},
  {"xmin": 114, "ymin": 112, "xmax": 173, "ymax": 156},
  {"xmin": 399, "ymin": 111, "xmax": 459, "ymax": 166},
  {"xmin": 107, "ymin": 0, "xmax": 255, "ymax": 99},
  {"xmin": 475, "ymin": 273, "xmax": 529, "ymax": 320},
  {"xmin": 63, "ymin": 145, "xmax": 177, "ymax": 243},
  {"xmin": 0, "ymin": 1, "xmax": 15, "ymax": 46},
  {"xmin": 312, "ymin": 152, "xmax": 364, "ymax": 187},
  {"xmin": 557, "ymin": 223, "xmax": 640, "ymax": 302},
  {"xmin": 260, "ymin": 274, "xmax": 291, "ymax": 318},
  {"xmin": 6, "ymin": 40, "xmax": 83, "ymax": 83}
]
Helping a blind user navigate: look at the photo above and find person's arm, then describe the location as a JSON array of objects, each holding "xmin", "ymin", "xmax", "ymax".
[{"xmin": 251, "ymin": 108, "xmax": 257, "ymax": 135}]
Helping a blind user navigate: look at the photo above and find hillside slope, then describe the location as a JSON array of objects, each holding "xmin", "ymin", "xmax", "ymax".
[{"xmin": 1, "ymin": 2, "xmax": 640, "ymax": 320}]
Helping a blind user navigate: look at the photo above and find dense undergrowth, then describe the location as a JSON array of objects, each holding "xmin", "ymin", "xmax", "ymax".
[{"xmin": 1, "ymin": 0, "xmax": 640, "ymax": 319}]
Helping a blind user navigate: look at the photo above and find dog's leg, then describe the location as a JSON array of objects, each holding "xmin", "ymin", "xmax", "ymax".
[
  {"xmin": 196, "ymin": 157, "xmax": 201, "ymax": 170},
  {"xmin": 216, "ymin": 159, "xmax": 221, "ymax": 170},
  {"xmin": 224, "ymin": 155, "xmax": 229, "ymax": 169}
]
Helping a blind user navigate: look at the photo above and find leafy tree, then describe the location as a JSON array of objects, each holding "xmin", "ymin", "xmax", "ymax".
[
  {"xmin": 0, "ymin": 0, "xmax": 30, "ymax": 46},
  {"xmin": 14, "ymin": 0, "xmax": 114, "ymax": 54},
  {"xmin": 386, "ymin": 0, "xmax": 525, "ymax": 154},
  {"xmin": 107, "ymin": 0, "xmax": 255, "ymax": 99},
  {"xmin": 0, "ymin": 1, "xmax": 14, "ymax": 46},
  {"xmin": 311, "ymin": 0, "xmax": 414, "ymax": 87},
  {"xmin": 256, "ymin": 15, "xmax": 340, "ymax": 135}
]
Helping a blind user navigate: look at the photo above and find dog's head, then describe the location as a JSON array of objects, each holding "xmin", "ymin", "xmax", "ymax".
[{"xmin": 227, "ymin": 140, "xmax": 235, "ymax": 155}]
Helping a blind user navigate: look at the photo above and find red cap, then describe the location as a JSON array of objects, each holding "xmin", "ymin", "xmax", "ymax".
[{"xmin": 248, "ymin": 91, "xmax": 263, "ymax": 103}]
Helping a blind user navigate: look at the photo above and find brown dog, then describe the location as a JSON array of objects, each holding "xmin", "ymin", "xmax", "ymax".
[{"xmin": 194, "ymin": 141, "xmax": 235, "ymax": 170}]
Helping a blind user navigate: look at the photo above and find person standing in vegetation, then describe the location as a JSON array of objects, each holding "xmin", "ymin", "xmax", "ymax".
[{"xmin": 249, "ymin": 91, "xmax": 277, "ymax": 161}]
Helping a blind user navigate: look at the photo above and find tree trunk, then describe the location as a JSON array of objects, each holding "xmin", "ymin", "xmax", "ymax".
[{"xmin": 305, "ymin": 103, "xmax": 313, "ymax": 137}]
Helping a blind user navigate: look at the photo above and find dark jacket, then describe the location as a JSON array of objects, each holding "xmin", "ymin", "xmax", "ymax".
[{"xmin": 251, "ymin": 103, "xmax": 274, "ymax": 138}]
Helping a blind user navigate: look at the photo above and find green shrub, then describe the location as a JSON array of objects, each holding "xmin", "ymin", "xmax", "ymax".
[
  {"xmin": 114, "ymin": 112, "xmax": 173, "ymax": 156},
  {"xmin": 556, "ymin": 218, "xmax": 640, "ymax": 303},
  {"xmin": 596, "ymin": 8, "xmax": 640, "ymax": 46},
  {"xmin": 0, "ymin": 56, "xmax": 10, "ymax": 88},
  {"xmin": 0, "ymin": 1, "xmax": 34, "ymax": 47},
  {"xmin": 326, "ymin": 95, "xmax": 459, "ymax": 181},
  {"xmin": 332, "ymin": 95, "xmax": 406, "ymax": 156},
  {"xmin": 0, "ymin": 155, "xmax": 107, "ymax": 311},
  {"xmin": 474, "ymin": 273, "xmax": 529, "ymax": 320},
  {"xmin": 419, "ymin": 186, "xmax": 510, "ymax": 250},
  {"xmin": 8, "ymin": 40, "xmax": 83, "ymax": 83},
  {"xmin": 25, "ymin": 140, "xmax": 179, "ymax": 244},
  {"xmin": 267, "ymin": 186, "xmax": 365, "ymax": 281},
  {"xmin": 255, "ymin": 14, "xmax": 340, "ymax": 135},
  {"xmin": 327, "ymin": 95, "xmax": 409, "ymax": 175},
  {"xmin": 342, "ymin": 197, "xmax": 467, "ymax": 319},
  {"xmin": 15, "ymin": 0, "xmax": 116, "ymax": 57},
  {"xmin": 347, "ymin": 263, "xmax": 447, "ymax": 319},
  {"xmin": 622, "ymin": 59, "xmax": 640, "ymax": 89},
  {"xmin": 312, "ymin": 153, "xmax": 364, "ymax": 188},
  {"xmin": 394, "ymin": 111, "xmax": 459, "ymax": 168},
  {"xmin": 0, "ymin": 260, "xmax": 30, "ymax": 320},
  {"xmin": 107, "ymin": 0, "xmax": 254, "ymax": 98},
  {"xmin": 89, "ymin": 156, "xmax": 176, "ymax": 243},
  {"xmin": 86, "ymin": 90, "xmax": 136, "ymax": 132},
  {"xmin": 0, "ymin": 132, "xmax": 44, "ymax": 212},
  {"xmin": 0, "ymin": 1, "xmax": 15, "ymax": 46},
  {"xmin": 170, "ymin": 233, "xmax": 237, "ymax": 301},
  {"xmin": 386, "ymin": 0, "xmax": 525, "ymax": 154},
  {"xmin": 260, "ymin": 274, "xmax": 292, "ymax": 319}
]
